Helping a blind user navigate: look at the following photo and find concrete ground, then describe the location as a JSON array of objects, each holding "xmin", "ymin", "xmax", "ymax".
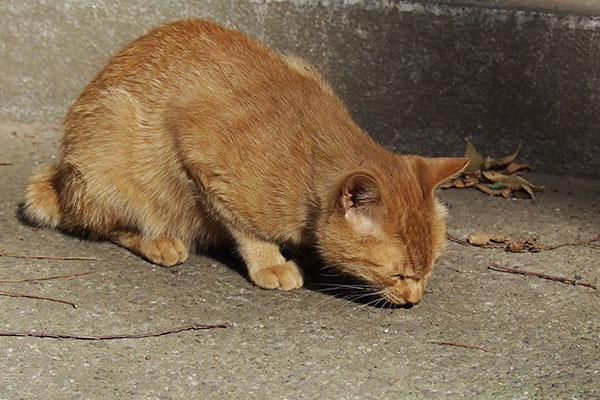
[{"xmin": 0, "ymin": 119, "xmax": 598, "ymax": 399}]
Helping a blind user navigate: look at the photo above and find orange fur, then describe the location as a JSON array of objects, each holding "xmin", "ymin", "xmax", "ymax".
[{"xmin": 22, "ymin": 20, "xmax": 467, "ymax": 304}]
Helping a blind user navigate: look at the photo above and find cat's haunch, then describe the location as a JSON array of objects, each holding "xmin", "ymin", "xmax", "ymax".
[{"xmin": 22, "ymin": 20, "xmax": 467, "ymax": 306}]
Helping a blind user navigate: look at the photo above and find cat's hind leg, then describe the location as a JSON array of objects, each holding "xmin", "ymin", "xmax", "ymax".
[
  {"xmin": 233, "ymin": 231, "xmax": 303, "ymax": 291},
  {"xmin": 112, "ymin": 232, "xmax": 188, "ymax": 267},
  {"xmin": 24, "ymin": 163, "xmax": 189, "ymax": 268}
]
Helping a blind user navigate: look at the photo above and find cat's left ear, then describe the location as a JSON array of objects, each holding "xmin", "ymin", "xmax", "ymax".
[
  {"xmin": 340, "ymin": 173, "xmax": 386, "ymax": 236},
  {"xmin": 416, "ymin": 157, "xmax": 469, "ymax": 195}
]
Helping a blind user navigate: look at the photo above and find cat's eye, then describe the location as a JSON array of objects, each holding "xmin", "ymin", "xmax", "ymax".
[{"xmin": 392, "ymin": 273, "xmax": 420, "ymax": 281}]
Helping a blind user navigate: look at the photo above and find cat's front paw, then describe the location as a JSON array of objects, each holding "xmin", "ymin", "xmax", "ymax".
[
  {"xmin": 250, "ymin": 261, "xmax": 304, "ymax": 291},
  {"xmin": 140, "ymin": 236, "xmax": 188, "ymax": 267}
]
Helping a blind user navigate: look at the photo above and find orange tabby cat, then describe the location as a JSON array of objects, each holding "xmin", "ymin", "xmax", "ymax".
[{"xmin": 23, "ymin": 20, "xmax": 467, "ymax": 305}]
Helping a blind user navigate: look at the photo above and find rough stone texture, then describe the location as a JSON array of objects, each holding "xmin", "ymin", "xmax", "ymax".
[
  {"xmin": 1, "ymin": 0, "xmax": 599, "ymax": 178},
  {"xmin": 419, "ymin": 0, "xmax": 600, "ymax": 15},
  {"xmin": 1, "ymin": 120, "xmax": 599, "ymax": 398}
]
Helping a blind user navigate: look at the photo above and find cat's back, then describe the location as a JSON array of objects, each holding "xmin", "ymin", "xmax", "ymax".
[
  {"xmin": 66, "ymin": 20, "xmax": 326, "ymax": 151},
  {"xmin": 67, "ymin": 19, "xmax": 372, "ymax": 177},
  {"xmin": 77, "ymin": 20, "xmax": 300, "ymax": 102}
]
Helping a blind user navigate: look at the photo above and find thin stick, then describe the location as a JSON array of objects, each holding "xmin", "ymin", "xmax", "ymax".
[
  {"xmin": 0, "ymin": 271, "xmax": 95, "ymax": 283},
  {"xmin": 0, "ymin": 252, "xmax": 96, "ymax": 261},
  {"xmin": 0, "ymin": 322, "xmax": 228, "ymax": 340},
  {"xmin": 0, "ymin": 162, "xmax": 12, "ymax": 166},
  {"xmin": 540, "ymin": 235, "xmax": 600, "ymax": 250},
  {"xmin": 489, "ymin": 264, "xmax": 597, "ymax": 289},
  {"xmin": 427, "ymin": 341, "xmax": 494, "ymax": 354},
  {"xmin": 448, "ymin": 233, "xmax": 600, "ymax": 251},
  {"xmin": 0, "ymin": 290, "xmax": 78, "ymax": 308}
]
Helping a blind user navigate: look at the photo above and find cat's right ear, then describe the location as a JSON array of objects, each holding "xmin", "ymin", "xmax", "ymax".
[{"xmin": 340, "ymin": 173, "xmax": 385, "ymax": 236}]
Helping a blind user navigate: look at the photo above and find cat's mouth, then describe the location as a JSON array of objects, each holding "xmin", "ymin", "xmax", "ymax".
[
  {"xmin": 380, "ymin": 279, "xmax": 425, "ymax": 306},
  {"xmin": 381, "ymin": 291, "xmax": 408, "ymax": 306},
  {"xmin": 328, "ymin": 259, "xmax": 425, "ymax": 306}
]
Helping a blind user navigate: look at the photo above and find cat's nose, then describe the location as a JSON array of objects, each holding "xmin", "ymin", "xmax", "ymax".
[
  {"xmin": 402, "ymin": 279, "xmax": 424, "ymax": 304},
  {"xmin": 402, "ymin": 290, "xmax": 421, "ymax": 304}
]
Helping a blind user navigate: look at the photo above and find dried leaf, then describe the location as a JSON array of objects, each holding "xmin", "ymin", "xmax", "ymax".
[
  {"xmin": 463, "ymin": 139, "xmax": 483, "ymax": 177},
  {"xmin": 475, "ymin": 183, "xmax": 511, "ymax": 198},
  {"xmin": 499, "ymin": 144, "xmax": 521, "ymax": 166},
  {"xmin": 490, "ymin": 235, "xmax": 510, "ymax": 244},
  {"xmin": 482, "ymin": 170, "xmax": 509, "ymax": 183},
  {"xmin": 468, "ymin": 233, "xmax": 510, "ymax": 246},
  {"xmin": 505, "ymin": 162, "xmax": 531, "ymax": 175},
  {"xmin": 468, "ymin": 234, "xmax": 491, "ymax": 246},
  {"xmin": 440, "ymin": 180, "xmax": 456, "ymax": 189},
  {"xmin": 454, "ymin": 140, "xmax": 542, "ymax": 199},
  {"xmin": 462, "ymin": 177, "xmax": 479, "ymax": 188},
  {"xmin": 500, "ymin": 175, "xmax": 544, "ymax": 199},
  {"xmin": 508, "ymin": 238, "xmax": 541, "ymax": 253},
  {"xmin": 508, "ymin": 240, "xmax": 525, "ymax": 253},
  {"xmin": 483, "ymin": 155, "xmax": 499, "ymax": 170}
]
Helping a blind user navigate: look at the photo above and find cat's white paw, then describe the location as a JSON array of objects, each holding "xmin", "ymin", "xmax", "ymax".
[{"xmin": 250, "ymin": 261, "xmax": 304, "ymax": 291}]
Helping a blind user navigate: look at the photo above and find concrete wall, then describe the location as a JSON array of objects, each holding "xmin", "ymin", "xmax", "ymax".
[{"xmin": 1, "ymin": 0, "xmax": 599, "ymax": 177}]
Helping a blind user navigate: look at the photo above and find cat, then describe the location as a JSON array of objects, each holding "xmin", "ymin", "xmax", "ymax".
[{"xmin": 22, "ymin": 19, "xmax": 467, "ymax": 306}]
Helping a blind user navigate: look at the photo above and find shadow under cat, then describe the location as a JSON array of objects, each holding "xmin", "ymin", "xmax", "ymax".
[
  {"xmin": 210, "ymin": 243, "xmax": 413, "ymax": 310},
  {"xmin": 18, "ymin": 202, "xmax": 405, "ymax": 309}
]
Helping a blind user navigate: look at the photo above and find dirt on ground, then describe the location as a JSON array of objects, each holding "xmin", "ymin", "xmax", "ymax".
[{"xmin": 0, "ymin": 120, "xmax": 598, "ymax": 399}]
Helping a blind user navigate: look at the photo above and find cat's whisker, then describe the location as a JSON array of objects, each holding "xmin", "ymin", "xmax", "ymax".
[
  {"xmin": 362, "ymin": 299, "xmax": 387, "ymax": 319},
  {"xmin": 313, "ymin": 283, "xmax": 371, "ymax": 291},
  {"xmin": 316, "ymin": 272, "xmax": 342, "ymax": 278},
  {"xmin": 336, "ymin": 290, "xmax": 371, "ymax": 301},
  {"xmin": 346, "ymin": 291, "xmax": 380, "ymax": 304},
  {"xmin": 316, "ymin": 265, "xmax": 336, "ymax": 272},
  {"xmin": 315, "ymin": 282, "xmax": 371, "ymax": 290},
  {"xmin": 358, "ymin": 292, "xmax": 386, "ymax": 308},
  {"xmin": 315, "ymin": 291, "xmax": 356, "ymax": 310},
  {"xmin": 320, "ymin": 287, "xmax": 384, "ymax": 315},
  {"xmin": 352, "ymin": 296, "xmax": 388, "ymax": 322},
  {"xmin": 379, "ymin": 299, "xmax": 391, "ymax": 310},
  {"xmin": 313, "ymin": 287, "xmax": 369, "ymax": 298},
  {"xmin": 314, "ymin": 284, "xmax": 379, "ymax": 310}
]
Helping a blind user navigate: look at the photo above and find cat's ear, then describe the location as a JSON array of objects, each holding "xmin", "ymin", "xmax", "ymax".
[
  {"xmin": 340, "ymin": 173, "xmax": 385, "ymax": 236},
  {"xmin": 416, "ymin": 157, "xmax": 469, "ymax": 195}
]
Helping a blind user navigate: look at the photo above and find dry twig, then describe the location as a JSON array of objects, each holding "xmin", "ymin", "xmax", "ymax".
[
  {"xmin": 489, "ymin": 264, "xmax": 597, "ymax": 289},
  {"xmin": 0, "ymin": 290, "xmax": 78, "ymax": 308},
  {"xmin": 0, "ymin": 322, "xmax": 228, "ymax": 340},
  {"xmin": 447, "ymin": 233, "xmax": 600, "ymax": 252},
  {"xmin": 0, "ymin": 162, "xmax": 12, "ymax": 166},
  {"xmin": 540, "ymin": 235, "xmax": 600, "ymax": 250},
  {"xmin": 0, "ymin": 271, "xmax": 95, "ymax": 283},
  {"xmin": 427, "ymin": 341, "xmax": 494, "ymax": 354},
  {"xmin": 0, "ymin": 252, "xmax": 96, "ymax": 261}
]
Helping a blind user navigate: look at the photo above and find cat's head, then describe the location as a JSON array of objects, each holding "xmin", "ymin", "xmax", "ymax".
[{"xmin": 317, "ymin": 156, "xmax": 468, "ymax": 306}]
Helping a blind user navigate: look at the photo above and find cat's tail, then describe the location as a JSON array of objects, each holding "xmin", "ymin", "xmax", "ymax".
[{"xmin": 21, "ymin": 165, "xmax": 61, "ymax": 228}]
